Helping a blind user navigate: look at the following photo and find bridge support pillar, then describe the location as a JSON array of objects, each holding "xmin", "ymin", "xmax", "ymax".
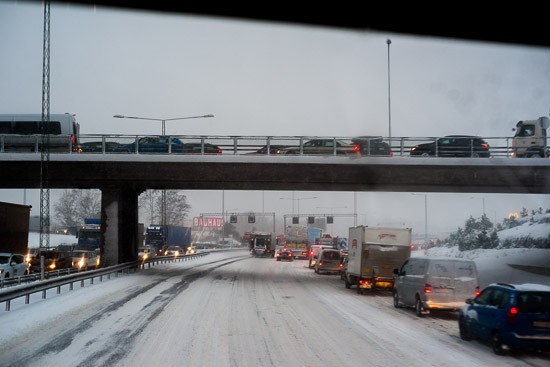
[{"xmin": 100, "ymin": 186, "xmax": 142, "ymax": 266}]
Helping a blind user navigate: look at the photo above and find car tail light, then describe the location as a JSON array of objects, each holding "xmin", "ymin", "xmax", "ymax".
[
  {"xmin": 474, "ymin": 286, "xmax": 480, "ymax": 296},
  {"xmin": 49, "ymin": 263, "xmax": 56, "ymax": 270},
  {"xmin": 359, "ymin": 280, "xmax": 370, "ymax": 285},
  {"xmin": 424, "ymin": 284, "xmax": 433, "ymax": 293},
  {"xmin": 482, "ymin": 143, "xmax": 489, "ymax": 148},
  {"xmin": 389, "ymin": 151, "xmax": 393, "ymax": 156},
  {"xmin": 353, "ymin": 145, "xmax": 359, "ymax": 151},
  {"xmin": 339, "ymin": 263, "xmax": 343, "ymax": 268},
  {"xmin": 507, "ymin": 307, "xmax": 518, "ymax": 324}
]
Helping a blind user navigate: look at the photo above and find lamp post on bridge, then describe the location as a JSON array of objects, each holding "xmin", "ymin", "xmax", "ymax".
[{"xmin": 113, "ymin": 113, "xmax": 214, "ymax": 228}]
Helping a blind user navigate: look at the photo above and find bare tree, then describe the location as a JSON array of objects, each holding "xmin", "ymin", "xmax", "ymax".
[
  {"xmin": 53, "ymin": 189, "xmax": 79, "ymax": 228},
  {"xmin": 138, "ymin": 190, "xmax": 191, "ymax": 226},
  {"xmin": 53, "ymin": 189, "xmax": 101, "ymax": 227}
]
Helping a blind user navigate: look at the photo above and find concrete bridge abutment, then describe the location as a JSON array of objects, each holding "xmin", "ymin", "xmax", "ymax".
[{"xmin": 100, "ymin": 185, "xmax": 144, "ymax": 267}]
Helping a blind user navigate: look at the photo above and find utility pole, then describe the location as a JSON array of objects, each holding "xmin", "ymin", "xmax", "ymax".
[{"xmin": 40, "ymin": 0, "xmax": 51, "ymax": 249}]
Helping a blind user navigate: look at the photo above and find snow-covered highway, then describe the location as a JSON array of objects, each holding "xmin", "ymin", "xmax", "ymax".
[{"xmin": 0, "ymin": 250, "xmax": 548, "ymax": 367}]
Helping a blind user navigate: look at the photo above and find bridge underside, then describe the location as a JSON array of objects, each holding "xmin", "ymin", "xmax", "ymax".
[
  {"xmin": 2, "ymin": 154, "xmax": 549, "ymax": 265},
  {"xmin": 2, "ymin": 155, "xmax": 550, "ymax": 193}
]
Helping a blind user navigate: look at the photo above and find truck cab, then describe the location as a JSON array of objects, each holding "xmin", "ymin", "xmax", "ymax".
[{"xmin": 512, "ymin": 116, "xmax": 549, "ymax": 158}]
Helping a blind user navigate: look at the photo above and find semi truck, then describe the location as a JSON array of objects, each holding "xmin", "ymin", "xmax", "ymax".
[
  {"xmin": 344, "ymin": 226, "xmax": 412, "ymax": 294},
  {"xmin": 76, "ymin": 218, "xmax": 101, "ymax": 251},
  {"xmin": 248, "ymin": 232, "xmax": 275, "ymax": 257},
  {"xmin": 144, "ymin": 225, "xmax": 192, "ymax": 255},
  {"xmin": 0, "ymin": 201, "xmax": 31, "ymax": 254},
  {"xmin": 512, "ymin": 116, "xmax": 549, "ymax": 158}
]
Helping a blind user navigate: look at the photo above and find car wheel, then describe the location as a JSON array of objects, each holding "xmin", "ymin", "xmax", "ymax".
[
  {"xmin": 459, "ymin": 317, "xmax": 472, "ymax": 341},
  {"xmin": 492, "ymin": 331, "xmax": 506, "ymax": 355},
  {"xmin": 344, "ymin": 277, "xmax": 351, "ymax": 289},
  {"xmin": 393, "ymin": 291, "xmax": 400, "ymax": 308},
  {"xmin": 315, "ymin": 267, "xmax": 319, "ymax": 274},
  {"xmin": 357, "ymin": 281, "xmax": 363, "ymax": 295},
  {"xmin": 529, "ymin": 153, "xmax": 543, "ymax": 158},
  {"xmin": 415, "ymin": 297, "xmax": 425, "ymax": 317},
  {"xmin": 421, "ymin": 152, "xmax": 430, "ymax": 157}
]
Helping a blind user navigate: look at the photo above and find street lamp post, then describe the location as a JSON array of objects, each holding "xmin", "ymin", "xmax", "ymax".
[
  {"xmin": 113, "ymin": 114, "xmax": 214, "ymax": 136},
  {"xmin": 470, "ymin": 197, "xmax": 486, "ymax": 217},
  {"xmin": 411, "ymin": 193, "xmax": 428, "ymax": 243},
  {"xmin": 113, "ymin": 113, "xmax": 214, "ymax": 228},
  {"xmin": 386, "ymin": 39, "xmax": 392, "ymax": 147}
]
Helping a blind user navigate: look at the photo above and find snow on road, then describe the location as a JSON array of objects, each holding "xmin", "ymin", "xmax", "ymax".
[{"xmin": 0, "ymin": 249, "xmax": 549, "ymax": 367}]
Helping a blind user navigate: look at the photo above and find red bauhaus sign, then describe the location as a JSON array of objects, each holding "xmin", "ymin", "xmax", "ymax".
[{"xmin": 193, "ymin": 217, "xmax": 224, "ymax": 228}]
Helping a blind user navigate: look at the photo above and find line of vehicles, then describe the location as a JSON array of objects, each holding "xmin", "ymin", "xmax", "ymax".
[
  {"xmin": 271, "ymin": 225, "xmax": 550, "ymax": 355},
  {"xmin": 1, "ymin": 113, "xmax": 548, "ymax": 158}
]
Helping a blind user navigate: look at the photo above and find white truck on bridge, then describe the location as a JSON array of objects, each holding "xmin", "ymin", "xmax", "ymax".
[
  {"xmin": 512, "ymin": 116, "xmax": 549, "ymax": 158},
  {"xmin": 344, "ymin": 226, "xmax": 412, "ymax": 294}
]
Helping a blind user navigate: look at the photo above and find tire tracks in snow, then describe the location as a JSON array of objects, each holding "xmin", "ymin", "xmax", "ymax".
[{"xmin": 8, "ymin": 254, "xmax": 248, "ymax": 367}]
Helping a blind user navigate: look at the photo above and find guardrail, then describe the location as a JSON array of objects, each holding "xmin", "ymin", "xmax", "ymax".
[
  {"xmin": 0, "ymin": 252, "xmax": 209, "ymax": 311},
  {"xmin": 2, "ymin": 134, "xmax": 548, "ymax": 158}
]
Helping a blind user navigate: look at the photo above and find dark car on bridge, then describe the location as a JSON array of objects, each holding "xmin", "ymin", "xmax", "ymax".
[
  {"xmin": 244, "ymin": 145, "xmax": 287, "ymax": 155},
  {"xmin": 282, "ymin": 139, "xmax": 360, "ymax": 156},
  {"xmin": 410, "ymin": 135, "xmax": 491, "ymax": 157},
  {"xmin": 78, "ymin": 141, "xmax": 119, "ymax": 153},
  {"xmin": 351, "ymin": 136, "xmax": 392, "ymax": 156},
  {"xmin": 113, "ymin": 136, "xmax": 186, "ymax": 153},
  {"xmin": 180, "ymin": 142, "xmax": 222, "ymax": 154}
]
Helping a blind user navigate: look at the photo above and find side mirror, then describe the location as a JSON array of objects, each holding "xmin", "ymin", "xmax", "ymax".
[
  {"xmin": 393, "ymin": 268, "xmax": 399, "ymax": 275},
  {"xmin": 465, "ymin": 298, "xmax": 474, "ymax": 305}
]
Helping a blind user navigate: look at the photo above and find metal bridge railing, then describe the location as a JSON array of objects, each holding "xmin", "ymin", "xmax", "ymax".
[
  {"xmin": 0, "ymin": 252, "xmax": 209, "ymax": 311},
  {"xmin": 1, "ymin": 134, "xmax": 548, "ymax": 158}
]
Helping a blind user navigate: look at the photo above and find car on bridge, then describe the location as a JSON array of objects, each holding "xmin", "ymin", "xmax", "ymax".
[
  {"xmin": 113, "ymin": 136, "xmax": 187, "ymax": 153},
  {"xmin": 351, "ymin": 136, "xmax": 392, "ymax": 156},
  {"xmin": 78, "ymin": 141, "xmax": 120, "ymax": 153},
  {"xmin": 410, "ymin": 135, "xmax": 491, "ymax": 157},
  {"xmin": 282, "ymin": 139, "xmax": 360, "ymax": 156},
  {"xmin": 244, "ymin": 145, "xmax": 287, "ymax": 155},
  {"xmin": 0, "ymin": 253, "xmax": 29, "ymax": 279},
  {"xmin": 180, "ymin": 142, "xmax": 222, "ymax": 154}
]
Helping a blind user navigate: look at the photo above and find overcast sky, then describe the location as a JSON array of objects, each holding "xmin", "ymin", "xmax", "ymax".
[{"xmin": 1, "ymin": 1, "xmax": 550, "ymax": 239}]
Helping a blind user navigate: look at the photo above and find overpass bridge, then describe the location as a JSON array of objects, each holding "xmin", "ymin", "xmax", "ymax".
[{"xmin": 1, "ymin": 135, "xmax": 549, "ymax": 266}]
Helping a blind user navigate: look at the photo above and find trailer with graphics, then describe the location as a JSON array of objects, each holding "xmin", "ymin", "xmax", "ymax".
[{"xmin": 344, "ymin": 226, "xmax": 412, "ymax": 294}]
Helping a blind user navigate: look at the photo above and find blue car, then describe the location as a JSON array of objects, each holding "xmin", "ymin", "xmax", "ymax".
[
  {"xmin": 458, "ymin": 283, "xmax": 550, "ymax": 355},
  {"xmin": 114, "ymin": 136, "xmax": 185, "ymax": 153}
]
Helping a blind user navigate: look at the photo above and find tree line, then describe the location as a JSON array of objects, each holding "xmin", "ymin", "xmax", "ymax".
[
  {"xmin": 53, "ymin": 189, "xmax": 191, "ymax": 228},
  {"xmin": 440, "ymin": 207, "xmax": 550, "ymax": 250}
]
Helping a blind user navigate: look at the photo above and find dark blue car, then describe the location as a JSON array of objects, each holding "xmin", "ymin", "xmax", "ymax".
[
  {"xmin": 458, "ymin": 283, "xmax": 550, "ymax": 355},
  {"xmin": 114, "ymin": 136, "xmax": 185, "ymax": 153}
]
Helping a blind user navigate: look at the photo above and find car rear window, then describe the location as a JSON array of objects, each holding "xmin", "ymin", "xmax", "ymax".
[
  {"xmin": 321, "ymin": 250, "xmax": 340, "ymax": 260},
  {"xmin": 518, "ymin": 292, "xmax": 550, "ymax": 313}
]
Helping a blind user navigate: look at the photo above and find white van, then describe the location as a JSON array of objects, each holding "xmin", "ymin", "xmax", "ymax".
[
  {"xmin": 0, "ymin": 113, "xmax": 80, "ymax": 153},
  {"xmin": 392, "ymin": 257, "xmax": 480, "ymax": 317}
]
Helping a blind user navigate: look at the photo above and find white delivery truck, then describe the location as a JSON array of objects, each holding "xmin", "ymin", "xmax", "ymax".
[
  {"xmin": 511, "ymin": 116, "xmax": 549, "ymax": 158},
  {"xmin": 344, "ymin": 226, "xmax": 412, "ymax": 294}
]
